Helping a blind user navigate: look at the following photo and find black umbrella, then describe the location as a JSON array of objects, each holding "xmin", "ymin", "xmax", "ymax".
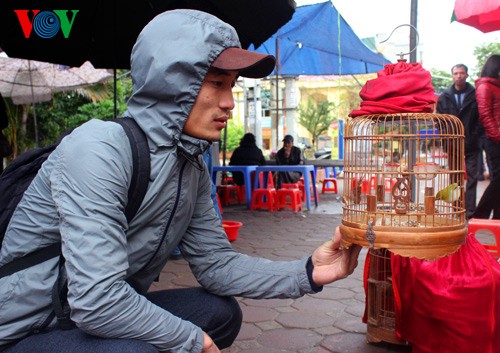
[{"xmin": 0, "ymin": 0, "xmax": 296, "ymax": 69}]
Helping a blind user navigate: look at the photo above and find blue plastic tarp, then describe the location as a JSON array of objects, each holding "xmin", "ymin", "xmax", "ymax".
[{"xmin": 251, "ymin": 1, "xmax": 391, "ymax": 76}]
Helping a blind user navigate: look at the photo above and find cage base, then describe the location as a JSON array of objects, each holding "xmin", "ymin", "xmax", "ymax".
[
  {"xmin": 366, "ymin": 325, "xmax": 410, "ymax": 346},
  {"xmin": 340, "ymin": 224, "xmax": 466, "ymax": 260}
]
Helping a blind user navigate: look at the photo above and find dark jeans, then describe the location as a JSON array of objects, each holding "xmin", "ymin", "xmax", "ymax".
[
  {"xmin": 465, "ymin": 149, "xmax": 479, "ymax": 219},
  {"xmin": 478, "ymin": 134, "xmax": 494, "ymax": 180},
  {"xmin": 5, "ymin": 288, "xmax": 242, "ymax": 353},
  {"xmin": 473, "ymin": 138, "xmax": 500, "ymax": 219}
]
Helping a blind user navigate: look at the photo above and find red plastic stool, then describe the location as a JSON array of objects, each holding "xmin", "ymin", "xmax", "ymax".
[
  {"xmin": 216, "ymin": 193, "xmax": 223, "ymax": 215},
  {"xmin": 321, "ymin": 178, "xmax": 338, "ymax": 194},
  {"xmin": 217, "ymin": 185, "xmax": 240, "ymax": 206},
  {"xmin": 250, "ymin": 188, "xmax": 277, "ymax": 212},
  {"xmin": 468, "ymin": 218, "xmax": 500, "ymax": 258},
  {"xmin": 296, "ymin": 179, "xmax": 317, "ymax": 202},
  {"xmin": 384, "ymin": 178, "xmax": 396, "ymax": 192},
  {"xmin": 361, "ymin": 180, "xmax": 371, "ymax": 194},
  {"xmin": 257, "ymin": 171, "xmax": 275, "ymax": 189},
  {"xmin": 281, "ymin": 183, "xmax": 300, "ymax": 189},
  {"xmin": 276, "ymin": 188, "xmax": 302, "ymax": 212},
  {"xmin": 237, "ymin": 185, "xmax": 247, "ymax": 203}
]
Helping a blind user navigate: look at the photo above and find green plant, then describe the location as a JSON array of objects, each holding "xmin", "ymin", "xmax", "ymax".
[
  {"xmin": 298, "ymin": 98, "xmax": 335, "ymax": 150},
  {"xmin": 474, "ymin": 43, "xmax": 500, "ymax": 75},
  {"xmin": 221, "ymin": 119, "xmax": 244, "ymax": 153},
  {"xmin": 430, "ymin": 69, "xmax": 451, "ymax": 94}
]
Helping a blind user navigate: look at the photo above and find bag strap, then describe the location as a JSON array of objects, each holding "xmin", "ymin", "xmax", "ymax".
[
  {"xmin": 0, "ymin": 243, "xmax": 60, "ymax": 278},
  {"xmin": 51, "ymin": 117, "xmax": 150, "ymax": 329},
  {"xmin": 0, "ymin": 118, "xmax": 150, "ymax": 279},
  {"xmin": 114, "ymin": 117, "xmax": 150, "ymax": 223}
]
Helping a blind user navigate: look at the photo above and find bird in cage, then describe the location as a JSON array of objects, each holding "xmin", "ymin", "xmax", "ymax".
[{"xmin": 435, "ymin": 183, "xmax": 462, "ymax": 203}]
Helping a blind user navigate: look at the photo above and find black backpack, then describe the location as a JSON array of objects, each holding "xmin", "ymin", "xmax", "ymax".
[{"xmin": 0, "ymin": 118, "xmax": 150, "ymax": 278}]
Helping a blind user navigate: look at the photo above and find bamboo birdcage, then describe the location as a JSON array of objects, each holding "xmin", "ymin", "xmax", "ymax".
[
  {"xmin": 340, "ymin": 113, "xmax": 467, "ymax": 260},
  {"xmin": 366, "ymin": 248, "xmax": 409, "ymax": 346}
]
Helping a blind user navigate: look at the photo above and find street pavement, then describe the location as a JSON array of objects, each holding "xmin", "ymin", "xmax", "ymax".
[{"xmin": 151, "ymin": 180, "xmax": 493, "ymax": 353}]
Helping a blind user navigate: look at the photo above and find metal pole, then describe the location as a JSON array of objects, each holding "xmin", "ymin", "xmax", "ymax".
[
  {"xmin": 275, "ymin": 36, "xmax": 280, "ymax": 147},
  {"xmin": 410, "ymin": 0, "xmax": 418, "ymax": 63},
  {"xmin": 28, "ymin": 60, "xmax": 39, "ymax": 147}
]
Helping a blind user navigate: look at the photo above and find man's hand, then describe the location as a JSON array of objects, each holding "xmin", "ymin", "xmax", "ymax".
[
  {"xmin": 311, "ymin": 227, "xmax": 362, "ymax": 286},
  {"xmin": 202, "ymin": 332, "xmax": 220, "ymax": 353}
]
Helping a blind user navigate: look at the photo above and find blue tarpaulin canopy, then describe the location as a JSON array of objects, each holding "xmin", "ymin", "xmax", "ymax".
[{"xmin": 252, "ymin": 1, "xmax": 391, "ymax": 76}]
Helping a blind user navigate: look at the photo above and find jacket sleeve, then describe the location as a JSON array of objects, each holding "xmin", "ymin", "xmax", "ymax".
[
  {"xmin": 52, "ymin": 123, "xmax": 203, "ymax": 353},
  {"xmin": 180, "ymin": 171, "xmax": 314, "ymax": 299},
  {"xmin": 477, "ymin": 83, "xmax": 500, "ymax": 143}
]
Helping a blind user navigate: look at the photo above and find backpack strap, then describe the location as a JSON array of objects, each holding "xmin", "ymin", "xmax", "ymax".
[
  {"xmin": 0, "ymin": 243, "xmax": 60, "ymax": 278},
  {"xmin": 51, "ymin": 118, "xmax": 150, "ymax": 329},
  {"xmin": 114, "ymin": 117, "xmax": 150, "ymax": 223}
]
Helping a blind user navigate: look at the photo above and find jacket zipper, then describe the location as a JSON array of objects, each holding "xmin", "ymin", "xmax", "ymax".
[{"xmin": 141, "ymin": 159, "xmax": 187, "ymax": 271}]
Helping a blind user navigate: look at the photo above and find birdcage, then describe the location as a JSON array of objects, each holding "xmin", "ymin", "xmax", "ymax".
[
  {"xmin": 366, "ymin": 248, "xmax": 409, "ymax": 345},
  {"xmin": 340, "ymin": 113, "xmax": 466, "ymax": 260}
]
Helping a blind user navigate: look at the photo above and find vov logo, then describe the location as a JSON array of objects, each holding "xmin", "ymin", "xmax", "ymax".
[{"xmin": 14, "ymin": 10, "xmax": 79, "ymax": 39}]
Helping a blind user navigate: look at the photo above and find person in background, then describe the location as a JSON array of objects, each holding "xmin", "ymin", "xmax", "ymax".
[
  {"xmin": 0, "ymin": 10, "xmax": 361, "ymax": 353},
  {"xmin": 436, "ymin": 63, "xmax": 480, "ymax": 219},
  {"xmin": 472, "ymin": 55, "xmax": 500, "ymax": 219},
  {"xmin": 275, "ymin": 134, "xmax": 304, "ymax": 188},
  {"xmin": 229, "ymin": 132, "xmax": 266, "ymax": 186}
]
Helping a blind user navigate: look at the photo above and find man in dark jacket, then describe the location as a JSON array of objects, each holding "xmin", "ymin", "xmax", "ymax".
[
  {"xmin": 275, "ymin": 134, "xmax": 304, "ymax": 188},
  {"xmin": 436, "ymin": 64, "xmax": 480, "ymax": 219}
]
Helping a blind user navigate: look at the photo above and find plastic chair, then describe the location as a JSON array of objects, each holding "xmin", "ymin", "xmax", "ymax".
[
  {"xmin": 468, "ymin": 218, "xmax": 500, "ymax": 258},
  {"xmin": 216, "ymin": 193, "xmax": 223, "ymax": 215},
  {"xmin": 297, "ymin": 178, "xmax": 318, "ymax": 202},
  {"xmin": 258, "ymin": 171, "xmax": 275, "ymax": 189},
  {"xmin": 281, "ymin": 183, "xmax": 300, "ymax": 189},
  {"xmin": 216, "ymin": 185, "xmax": 240, "ymax": 206},
  {"xmin": 321, "ymin": 178, "xmax": 338, "ymax": 194},
  {"xmin": 276, "ymin": 188, "xmax": 302, "ymax": 212},
  {"xmin": 250, "ymin": 171, "xmax": 277, "ymax": 211},
  {"xmin": 384, "ymin": 178, "xmax": 397, "ymax": 192},
  {"xmin": 250, "ymin": 188, "xmax": 277, "ymax": 212}
]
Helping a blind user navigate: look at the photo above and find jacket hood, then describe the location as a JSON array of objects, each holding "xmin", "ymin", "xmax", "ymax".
[
  {"xmin": 124, "ymin": 10, "xmax": 241, "ymax": 155},
  {"xmin": 476, "ymin": 76, "xmax": 500, "ymax": 89}
]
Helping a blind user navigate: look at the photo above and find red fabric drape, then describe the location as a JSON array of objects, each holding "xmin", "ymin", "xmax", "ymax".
[
  {"xmin": 391, "ymin": 235, "xmax": 500, "ymax": 353},
  {"xmin": 350, "ymin": 61, "xmax": 436, "ymax": 117}
]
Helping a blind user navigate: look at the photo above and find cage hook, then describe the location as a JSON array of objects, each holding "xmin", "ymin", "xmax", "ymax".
[{"xmin": 379, "ymin": 24, "xmax": 419, "ymax": 61}]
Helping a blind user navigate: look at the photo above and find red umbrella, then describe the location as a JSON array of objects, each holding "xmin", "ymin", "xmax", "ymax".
[{"xmin": 452, "ymin": 0, "xmax": 500, "ymax": 33}]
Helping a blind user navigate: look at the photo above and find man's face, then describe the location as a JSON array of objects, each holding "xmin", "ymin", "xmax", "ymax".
[
  {"xmin": 452, "ymin": 66, "xmax": 468, "ymax": 91},
  {"xmin": 183, "ymin": 68, "xmax": 237, "ymax": 141},
  {"xmin": 283, "ymin": 140, "xmax": 293, "ymax": 149}
]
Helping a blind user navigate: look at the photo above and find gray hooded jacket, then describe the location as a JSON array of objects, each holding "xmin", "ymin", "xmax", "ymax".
[{"xmin": 0, "ymin": 10, "xmax": 314, "ymax": 352}]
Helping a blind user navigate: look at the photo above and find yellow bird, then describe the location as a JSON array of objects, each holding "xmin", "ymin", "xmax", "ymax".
[{"xmin": 435, "ymin": 183, "xmax": 461, "ymax": 203}]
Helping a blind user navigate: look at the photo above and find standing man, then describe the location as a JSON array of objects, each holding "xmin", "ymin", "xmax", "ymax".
[
  {"xmin": 436, "ymin": 64, "xmax": 480, "ymax": 219},
  {"xmin": 0, "ymin": 10, "xmax": 361, "ymax": 353},
  {"xmin": 275, "ymin": 134, "xmax": 304, "ymax": 188}
]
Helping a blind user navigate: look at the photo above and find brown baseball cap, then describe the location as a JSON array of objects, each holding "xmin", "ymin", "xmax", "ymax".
[{"xmin": 212, "ymin": 47, "xmax": 276, "ymax": 78}]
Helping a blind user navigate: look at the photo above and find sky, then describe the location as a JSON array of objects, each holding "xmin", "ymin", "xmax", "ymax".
[{"xmin": 296, "ymin": 0, "xmax": 499, "ymax": 74}]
